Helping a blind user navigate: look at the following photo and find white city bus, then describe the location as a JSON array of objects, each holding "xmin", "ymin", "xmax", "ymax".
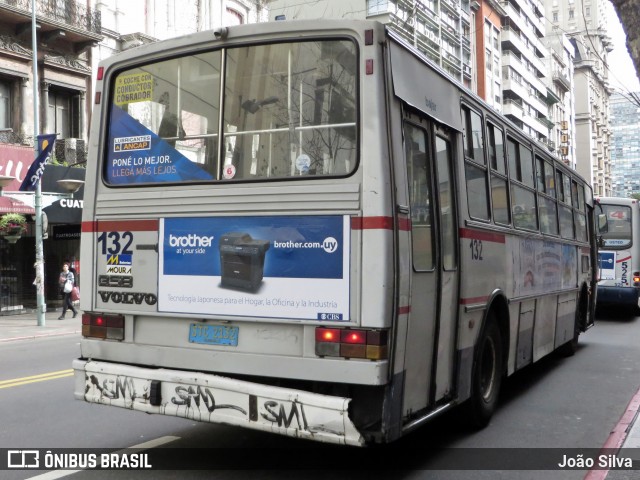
[
  {"xmin": 596, "ymin": 197, "xmax": 640, "ymax": 313},
  {"xmin": 74, "ymin": 20, "xmax": 597, "ymax": 446}
]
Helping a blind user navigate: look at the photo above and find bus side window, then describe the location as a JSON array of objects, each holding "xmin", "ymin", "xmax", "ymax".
[
  {"xmin": 507, "ymin": 137, "xmax": 537, "ymax": 231},
  {"xmin": 487, "ymin": 123, "xmax": 509, "ymax": 225},
  {"xmin": 556, "ymin": 170, "xmax": 574, "ymax": 239},
  {"xmin": 538, "ymin": 159, "xmax": 559, "ymax": 235},
  {"xmin": 462, "ymin": 106, "xmax": 489, "ymax": 220},
  {"xmin": 404, "ymin": 122, "xmax": 434, "ymax": 271},
  {"xmin": 436, "ymin": 135, "xmax": 457, "ymax": 270}
]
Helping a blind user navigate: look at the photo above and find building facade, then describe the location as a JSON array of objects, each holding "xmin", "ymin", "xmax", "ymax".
[
  {"xmin": 500, "ymin": 0, "xmax": 552, "ymax": 144},
  {"xmin": 543, "ymin": 32, "xmax": 577, "ymax": 168},
  {"xmin": 95, "ymin": 0, "xmax": 267, "ymax": 62},
  {"xmin": 267, "ymin": 0, "xmax": 477, "ymax": 88},
  {"xmin": 609, "ymin": 92, "xmax": 640, "ymax": 197},
  {"xmin": 545, "ymin": 0, "xmax": 614, "ymax": 195},
  {"xmin": 267, "ymin": 0, "xmax": 562, "ymax": 146},
  {"xmin": 475, "ymin": 0, "xmax": 506, "ymax": 110},
  {"xmin": 0, "ymin": 0, "xmax": 102, "ymax": 312}
]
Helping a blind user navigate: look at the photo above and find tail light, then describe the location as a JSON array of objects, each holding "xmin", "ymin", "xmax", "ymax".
[
  {"xmin": 634, "ymin": 272, "xmax": 640, "ymax": 286},
  {"xmin": 315, "ymin": 327, "xmax": 388, "ymax": 360},
  {"xmin": 82, "ymin": 313, "xmax": 125, "ymax": 340}
]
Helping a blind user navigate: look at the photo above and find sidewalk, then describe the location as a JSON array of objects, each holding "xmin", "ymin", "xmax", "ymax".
[{"xmin": 0, "ymin": 310, "xmax": 81, "ymax": 342}]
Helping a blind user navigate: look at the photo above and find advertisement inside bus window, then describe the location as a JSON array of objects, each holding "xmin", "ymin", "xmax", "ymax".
[
  {"xmin": 106, "ymin": 105, "xmax": 215, "ymax": 184},
  {"xmin": 158, "ymin": 215, "xmax": 350, "ymax": 320},
  {"xmin": 508, "ymin": 238, "xmax": 577, "ymax": 297}
]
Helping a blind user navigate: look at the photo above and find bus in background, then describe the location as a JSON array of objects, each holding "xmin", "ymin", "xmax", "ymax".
[
  {"xmin": 74, "ymin": 20, "xmax": 597, "ymax": 446},
  {"xmin": 596, "ymin": 197, "xmax": 640, "ymax": 314}
]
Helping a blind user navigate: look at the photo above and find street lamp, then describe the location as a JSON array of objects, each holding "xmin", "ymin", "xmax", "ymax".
[
  {"xmin": 56, "ymin": 179, "xmax": 84, "ymax": 195},
  {"xmin": 31, "ymin": 0, "xmax": 45, "ymax": 327},
  {"xmin": 0, "ymin": 176, "xmax": 15, "ymax": 190}
]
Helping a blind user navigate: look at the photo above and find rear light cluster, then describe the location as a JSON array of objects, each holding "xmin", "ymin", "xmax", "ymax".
[
  {"xmin": 82, "ymin": 313, "xmax": 125, "ymax": 340},
  {"xmin": 634, "ymin": 272, "xmax": 640, "ymax": 287},
  {"xmin": 315, "ymin": 327, "xmax": 388, "ymax": 360}
]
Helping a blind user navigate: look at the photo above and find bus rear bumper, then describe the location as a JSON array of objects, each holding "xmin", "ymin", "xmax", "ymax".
[
  {"xmin": 596, "ymin": 285, "xmax": 640, "ymax": 309},
  {"xmin": 73, "ymin": 359, "xmax": 365, "ymax": 447}
]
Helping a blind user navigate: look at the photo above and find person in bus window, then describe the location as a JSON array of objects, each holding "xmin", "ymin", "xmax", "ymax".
[{"xmin": 58, "ymin": 262, "xmax": 78, "ymax": 320}]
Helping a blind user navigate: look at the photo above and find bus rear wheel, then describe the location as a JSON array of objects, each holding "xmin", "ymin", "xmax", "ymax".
[{"xmin": 466, "ymin": 315, "xmax": 503, "ymax": 429}]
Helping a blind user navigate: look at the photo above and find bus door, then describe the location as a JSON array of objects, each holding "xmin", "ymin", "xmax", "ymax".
[{"xmin": 399, "ymin": 110, "xmax": 459, "ymax": 415}]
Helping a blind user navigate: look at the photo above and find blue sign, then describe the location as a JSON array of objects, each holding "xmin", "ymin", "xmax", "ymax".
[
  {"xmin": 19, "ymin": 134, "xmax": 57, "ymax": 191},
  {"xmin": 106, "ymin": 105, "xmax": 214, "ymax": 184},
  {"xmin": 598, "ymin": 251, "xmax": 616, "ymax": 280}
]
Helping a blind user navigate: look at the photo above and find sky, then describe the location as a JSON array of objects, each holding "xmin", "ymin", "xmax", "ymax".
[{"xmin": 605, "ymin": 0, "xmax": 640, "ymax": 94}]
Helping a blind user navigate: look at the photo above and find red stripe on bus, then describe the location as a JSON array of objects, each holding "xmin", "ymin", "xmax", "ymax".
[
  {"xmin": 458, "ymin": 228, "xmax": 506, "ymax": 244},
  {"xmin": 398, "ymin": 306, "xmax": 411, "ymax": 315},
  {"xmin": 351, "ymin": 216, "xmax": 411, "ymax": 231},
  {"xmin": 398, "ymin": 217, "xmax": 411, "ymax": 231},
  {"xmin": 617, "ymin": 256, "xmax": 632, "ymax": 263},
  {"xmin": 82, "ymin": 220, "xmax": 159, "ymax": 232},
  {"xmin": 460, "ymin": 295, "xmax": 490, "ymax": 305}
]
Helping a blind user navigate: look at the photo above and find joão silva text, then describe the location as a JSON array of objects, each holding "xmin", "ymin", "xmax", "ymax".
[{"xmin": 558, "ymin": 454, "xmax": 632, "ymax": 469}]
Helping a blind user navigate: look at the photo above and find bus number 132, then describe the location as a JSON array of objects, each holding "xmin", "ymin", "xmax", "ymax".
[
  {"xmin": 469, "ymin": 239, "xmax": 483, "ymax": 261},
  {"xmin": 97, "ymin": 231, "xmax": 134, "ymax": 255}
]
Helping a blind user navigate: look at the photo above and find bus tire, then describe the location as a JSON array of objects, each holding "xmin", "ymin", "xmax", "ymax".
[{"xmin": 465, "ymin": 314, "xmax": 503, "ymax": 429}]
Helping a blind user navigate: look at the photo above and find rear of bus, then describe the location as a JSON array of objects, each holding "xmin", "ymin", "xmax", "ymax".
[
  {"xmin": 596, "ymin": 197, "xmax": 640, "ymax": 313},
  {"xmin": 73, "ymin": 21, "xmax": 392, "ymax": 446}
]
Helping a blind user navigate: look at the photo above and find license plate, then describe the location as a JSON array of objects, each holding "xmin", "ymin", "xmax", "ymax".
[{"xmin": 189, "ymin": 324, "xmax": 238, "ymax": 346}]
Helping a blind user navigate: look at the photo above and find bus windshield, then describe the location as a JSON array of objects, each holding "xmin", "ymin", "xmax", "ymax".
[
  {"xmin": 600, "ymin": 204, "xmax": 632, "ymax": 248},
  {"xmin": 105, "ymin": 39, "xmax": 358, "ymax": 185}
]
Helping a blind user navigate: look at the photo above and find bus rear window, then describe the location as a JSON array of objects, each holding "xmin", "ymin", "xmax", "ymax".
[
  {"xmin": 601, "ymin": 204, "xmax": 632, "ymax": 248},
  {"xmin": 105, "ymin": 40, "xmax": 358, "ymax": 185}
]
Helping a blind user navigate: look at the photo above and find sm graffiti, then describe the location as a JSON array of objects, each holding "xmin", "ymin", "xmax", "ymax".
[
  {"xmin": 261, "ymin": 400, "xmax": 309, "ymax": 430},
  {"xmin": 88, "ymin": 374, "xmax": 140, "ymax": 401},
  {"xmin": 171, "ymin": 385, "xmax": 247, "ymax": 415}
]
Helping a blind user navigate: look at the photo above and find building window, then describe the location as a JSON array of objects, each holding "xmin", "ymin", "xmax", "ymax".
[
  {"xmin": 226, "ymin": 7, "xmax": 244, "ymax": 25},
  {"xmin": 553, "ymin": 11, "xmax": 558, "ymax": 21},
  {"xmin": 47, "ymin": 90, "xmax": 76, "ymax": 139},
  {"xmin": 0, "ymin": 81, "xmax": 10, "ymax": 130},
  {"xmin": 569, "ymin": 9, "xmax": 574, "ymax": 18}
]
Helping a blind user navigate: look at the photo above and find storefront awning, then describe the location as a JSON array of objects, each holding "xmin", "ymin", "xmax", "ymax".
[
  {"xmin": 42, "ymin": 198, "xmax": 82, "ymax": 224},
  {"xmin": 0, "ymin": 196, "xmax": 35, "ymax": 215}
]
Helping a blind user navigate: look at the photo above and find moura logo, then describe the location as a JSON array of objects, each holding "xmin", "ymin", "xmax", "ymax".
[{"xmin": 168, "ymin": 234, "xmax": 215, "ymax": 248}]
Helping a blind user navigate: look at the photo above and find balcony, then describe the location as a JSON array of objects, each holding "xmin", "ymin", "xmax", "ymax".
[
  {"xmin": 0, "ymin": 0, "xmax": 102, "ymax": 47},
  {"xmin": 536, "ymin": 115, "xmax": 555, "ymax": 130},
  {"xmin": 441, "ymin": 23, "xmax": 460, "ymax": 41},
  {"xmin": 503, "ymin": 98, "xmax": 524, "ymax": 118},
  {"xmin": 553, "ymin": 72, "xmax": 571, "ymax": 92},
  {"xmin": 440, "ymin": 0, "xmax": 461, "ymax": 16},
  {"xmin": 545, "ymin": 139, "xmax": 556, "ymax": 152},
  {"xmin": 545, "ymin": 88, "xmax": 561, "ymax": 106}
]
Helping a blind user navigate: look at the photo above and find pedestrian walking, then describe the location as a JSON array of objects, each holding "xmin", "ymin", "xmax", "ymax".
[{"xmin": 58, "ymin": 262, "xmax": 78, "ymax": 320}]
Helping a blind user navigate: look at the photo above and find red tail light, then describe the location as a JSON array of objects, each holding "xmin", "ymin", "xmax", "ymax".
[
  {"xmin": 341, "ymin": 329, "xmax": 366, "ymax": 344},
  {"xmin": 82, "ymin": 313, "xmax": 124, "ymax": 340},
  {"xmin": 315, "ymin": 328, "xmax": 340, "ymax": 342},
  {"xmin": 315, "ymin": 327, "xmax": 388, "ymax": 360}
]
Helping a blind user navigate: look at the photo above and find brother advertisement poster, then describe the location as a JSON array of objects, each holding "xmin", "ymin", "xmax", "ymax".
[{"xmin": 158, "ymin": 215, "xmax": 350, "ymax": 320}]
